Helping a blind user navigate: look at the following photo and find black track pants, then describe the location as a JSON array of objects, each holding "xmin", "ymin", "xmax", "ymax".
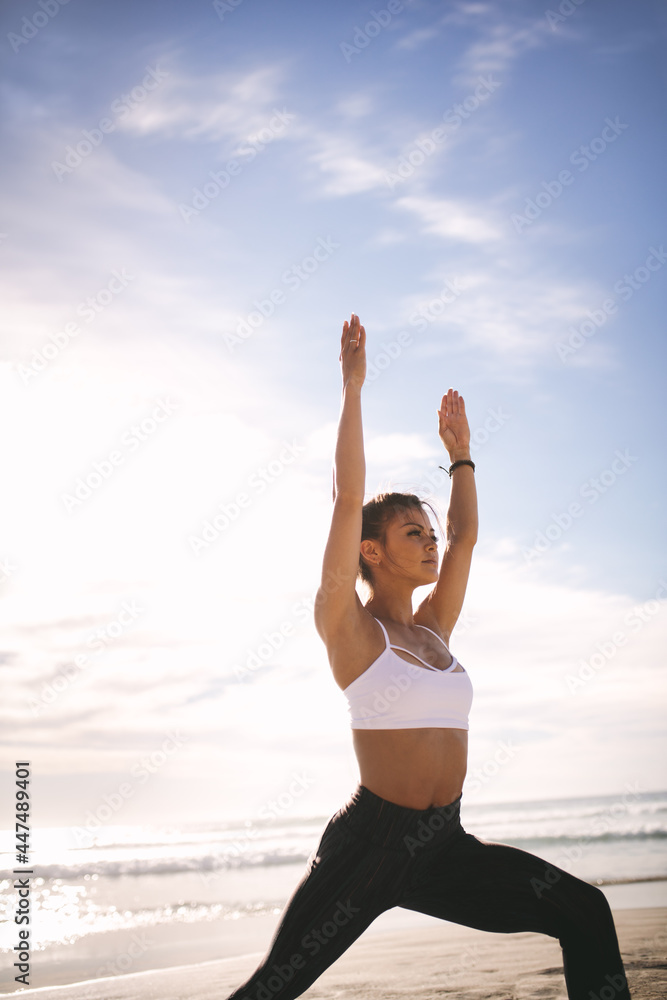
[{"xmin": 225, "ymin": 784, "xmax": 631, "ymax": 1000}]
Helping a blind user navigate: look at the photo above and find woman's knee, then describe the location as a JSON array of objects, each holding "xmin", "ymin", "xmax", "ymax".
[
  {"xmin": 580, "ymin": 880, "xmax": 613, "ymax": 921},
  {"xmin": 528, "ymin": 863, "xmax": 610, "ymax": 923},
  {"xmin": 552, "ymin": 874, "xmax": 614, "ymax": 935}
]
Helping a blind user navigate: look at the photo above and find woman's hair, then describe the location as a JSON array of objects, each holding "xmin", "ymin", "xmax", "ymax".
[{"xmin": 358, "ymin": 492, "xmax": 439, "ymax": 588}]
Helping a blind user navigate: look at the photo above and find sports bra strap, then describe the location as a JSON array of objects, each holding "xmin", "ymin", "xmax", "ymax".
[
  {"xmin": 389, "ymin": 644, "xmax": 442, "ymax": 672},
  {"xmin": 373, "ymin": 616, "xmax": 391, "ymax": 650},
  {"xmin": 415, "ymin": 622, "xmax": 449, "ymax": 648},
  {"xmin": 372, "ymin": 617, "xmax": 458, "ymax": 673}
]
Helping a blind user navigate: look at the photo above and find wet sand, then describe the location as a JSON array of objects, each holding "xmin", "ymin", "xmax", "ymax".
[{"xmin": 12, "ymin": 906, "xmax": 667, "ymax": 999}]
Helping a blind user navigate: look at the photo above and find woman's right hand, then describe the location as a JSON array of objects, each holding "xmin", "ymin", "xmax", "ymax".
[{"xmin": 339, "ymin": 313, "xmax": 366, "ymax": 389}]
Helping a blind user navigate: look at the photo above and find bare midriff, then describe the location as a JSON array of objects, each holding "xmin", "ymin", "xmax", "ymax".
[{"xmin": 352, "ymin": 727, "xmax": 468, "ymax": 809}]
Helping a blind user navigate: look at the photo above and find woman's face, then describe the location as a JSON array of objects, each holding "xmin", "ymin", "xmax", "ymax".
[{"xmin": 380, "ymin": 506, "xmax": 440, "ymax": 583}]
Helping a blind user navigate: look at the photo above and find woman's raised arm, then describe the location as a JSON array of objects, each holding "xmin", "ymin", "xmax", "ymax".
[
  {"xmin": 314, "ymin": 314, "xmax": 367, "ymax": 641},
  {"xmin": 416, "ymin": 388, "xmax": 478, "ymax": 643}
]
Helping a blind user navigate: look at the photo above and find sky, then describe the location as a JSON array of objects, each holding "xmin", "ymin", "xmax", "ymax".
[{"xmin": 1, "ymin": 0, "xmax": 666, "ymax": 833}]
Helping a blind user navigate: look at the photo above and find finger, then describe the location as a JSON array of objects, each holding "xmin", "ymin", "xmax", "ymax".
[
  {"xmin": 343, "ymin": 318, "xmax": 358, "ymax": 350},
  {"xmin": 348, "ymin": 317, "xmax": 362, "ymax": 347}
]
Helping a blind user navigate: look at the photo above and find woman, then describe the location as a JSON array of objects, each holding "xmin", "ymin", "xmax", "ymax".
[{"xmin": 225, "ymin": 314, "xmax": 631, "ymax": 1000}]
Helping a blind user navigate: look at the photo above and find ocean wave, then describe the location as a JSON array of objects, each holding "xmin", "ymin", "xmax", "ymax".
[
  {"xmin": 0, "ymin": 850, "xmax": 310, "ymax": 881},
  {"xmin": 478, "ymin": 829, "xmax": 667, "ymax": 846},
  {"xmin": 2, "ymin": 830, "xmax": 667, "ymax": 882},
  {"xmin": 1, "ymin": 791, "xmax": 666, "ymax": 883}
]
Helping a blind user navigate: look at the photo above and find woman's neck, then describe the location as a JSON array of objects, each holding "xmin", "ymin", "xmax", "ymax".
[{"xmin": 365, "ymin": 591, "xmax": 416, "ymax": 627}]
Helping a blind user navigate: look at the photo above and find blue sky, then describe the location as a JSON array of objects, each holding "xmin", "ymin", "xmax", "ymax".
[{"xmin": 1, "ymin": 0, "xmax": 666, "ymax": 831}]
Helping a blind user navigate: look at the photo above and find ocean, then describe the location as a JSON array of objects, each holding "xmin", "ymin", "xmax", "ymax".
[{"xmin": 2, "ymin": 789, "xmax": 666, "ymax": 992}]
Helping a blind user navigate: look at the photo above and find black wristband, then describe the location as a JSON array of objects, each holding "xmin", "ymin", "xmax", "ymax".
[{"xmin": 439, "ymin": 460, "xmax": 475, "ymax": 478}]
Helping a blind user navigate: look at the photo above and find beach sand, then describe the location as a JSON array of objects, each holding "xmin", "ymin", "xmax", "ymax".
[{"xmin": 12, "ymin": 906, "xmax": 666, "ymax": 1000}]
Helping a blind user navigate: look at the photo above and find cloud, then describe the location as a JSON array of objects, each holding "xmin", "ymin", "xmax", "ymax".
[
  {"xmin": 452, "ymin": 11, "xmax": 551, "ymax": 86},
  {"xmin": 395, "ymin": 194, "xmax": 503, "ymax": 243},
  {"xmin": 386, "ymin": 3, "xmax": 551, "ymax": 82},
  {"xmin": 383, "ymin": 247, "xmax": 610, "ymax": 365},
  {"xmin": 394, "ymin": 26, "xmax": 442, "ymax": 51},
  {"xmin": 6, "ymin": 533, "xmax": 664, "ymax": 808},
  {"xmin": 304, "ymin": 131, "xmax": 390, "ymax": 197},
  {"xmin": 366, "ymin": 227, "xmax": 408, "ymax": 247},
  {"xmin": 1, "ymin": 1, "xmax": 659, "ymax": 830},
  {"xmin": 116, "ymin": 62, "xmax": 292, "ymax": 144},
  {"xmin": 452, "ymin": 550, "xmax": 667, "ymax": 798},
  {"xmin": 365, "ymin": 431, "xmax": 439, "ymax": 467},
  {"xmin": 333, "ymin": 93, "xmax": 377, "ymax": 119}
]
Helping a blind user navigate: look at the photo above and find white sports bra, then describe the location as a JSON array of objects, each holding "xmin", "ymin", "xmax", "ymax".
[{"xmin": 343, "ymin": 617, "xmax": 473, "ymax": 730}]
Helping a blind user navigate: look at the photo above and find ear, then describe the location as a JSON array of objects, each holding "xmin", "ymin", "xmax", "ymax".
[{"xmin": 360, "ymin": 538, "xmax": 381, "ymax": 567}]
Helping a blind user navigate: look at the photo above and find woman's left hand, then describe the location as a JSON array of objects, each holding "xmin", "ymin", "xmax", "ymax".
[{"xmin": 437, "ymin": 388, "xmax": 471, "ymax": 458}]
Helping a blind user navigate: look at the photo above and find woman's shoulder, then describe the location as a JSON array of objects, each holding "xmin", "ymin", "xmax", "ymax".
[
  {"xmin": 412, "ymin": 606, "xmax": 451, "ymax": 648},
  {"xmin": 318, "ymin": 600, "xmax": 386, "ymax": 691}
]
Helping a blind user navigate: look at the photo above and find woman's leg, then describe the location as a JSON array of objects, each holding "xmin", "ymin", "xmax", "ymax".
[
  {"xmin": 399, "ymin": 829, "xmax": 631, "ymax": 1000},
  {"xmin": 224, "ymin": 803, "xmax": 411, "ymax": 1000}
]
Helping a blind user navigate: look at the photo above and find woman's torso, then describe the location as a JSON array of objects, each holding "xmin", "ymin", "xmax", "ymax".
[{"xmin": 328, "ymin": 612, "xmax": 469, "ymax": 809}]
